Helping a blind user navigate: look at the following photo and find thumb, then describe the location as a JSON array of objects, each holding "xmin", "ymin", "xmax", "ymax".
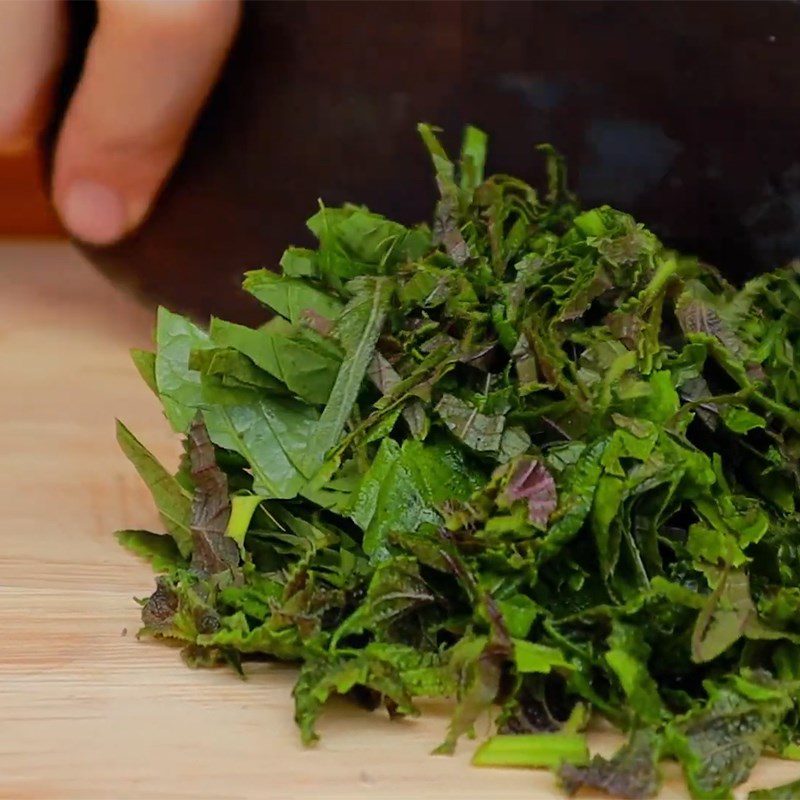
[{"xmin": 52, "ymin": 0, "xmax": 240, "ymax": 246}]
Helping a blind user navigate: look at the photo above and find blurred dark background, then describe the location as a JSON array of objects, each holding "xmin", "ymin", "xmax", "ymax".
[{"xmin": 5, "ymin": 1, "xmax": 800, "ymax": 322}]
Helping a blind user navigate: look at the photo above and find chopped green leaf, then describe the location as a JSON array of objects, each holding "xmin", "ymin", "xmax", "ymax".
[
  {"xmin": 116, "ymin": 124, "xmax": 800, "ymax": 800},
  {"xmin": 116, "ymin": 420, "xmax": 192, "ymax": 556},
  {"xmin": 116, "ymin": 529, "xmax": 185, "ymax": 572},
  {"xmin": 560, "ymin": 728, "xmax": 662, "ymax": 799},
  {"xmin": 749, "ymin": 779, "xmax": 800, "ymax": 800},
  {"xmin": 473, "ymin": 732, "xmax": 589, "ymax": 769}
]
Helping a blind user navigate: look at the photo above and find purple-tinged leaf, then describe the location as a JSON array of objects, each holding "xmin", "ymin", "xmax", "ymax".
[
  {"xmin": 435, "ymin": 594, "xmax": 513, "ymax": 754},
  {"xmin": 503, "ymin": 456, "xmax": 557, "ymax": 526},
  {"xmin": 560, "ymin": 728, "xmax": 662, "ymax": 799},
  {"xmin": 188, "ymin": 415, "xmax": 239, "ymax": 574}
]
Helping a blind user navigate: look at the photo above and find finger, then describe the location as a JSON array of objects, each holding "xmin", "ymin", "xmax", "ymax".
[
  {"xmin": 0, "ymin": 0, "xmax": 66, "ymax": 152},
  {"xmin": 52, "ymin": 0, "xmax": 241, "ymax": 245}
]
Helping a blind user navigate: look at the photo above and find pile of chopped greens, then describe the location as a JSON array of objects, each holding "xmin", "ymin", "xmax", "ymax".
[{"xmin": 117, "ymin": 125, "xmax": 800, "ymax": 799}]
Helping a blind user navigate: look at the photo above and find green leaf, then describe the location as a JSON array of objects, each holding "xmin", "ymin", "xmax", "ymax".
[
  {"xmin": 473, "ymin": 732, "xmax": 589, "ymax": 769},
  {"xmin": 303, "ymin": 277, "xmax": 393, "ymax": 473},
  {"xmin": 538, "ymin": 143, "xmax": 574, "ymax": 205},
  {"xmin": 116, "ymin": 420, "xmax": 193, "ymax": 556},
  {"xmin": 356, "ymin": 439, "xmax": 482, "ymax": 556},
  {"xmin": 629, "ymin": 370, "xmax": 681, "ymax": 424},
  {"xmin": 293, "ymin": 648, "xmax": 420, "ymax": 744},
  {"xmin": 497, "ymin": 594, "xmax": 538, "ymax": 639},
  {"xmin": 541, "ymin": 438, "xmax": 607, "ymax": 559},
  {"xmin": 348, "ymin": 438, "xmax": 401, "ymax": 530},
  {"xmin": 435, "ymin": 393, "xmax": 505, "ymax": 453},
  {"xmin": 196, "ymin": 614, "xmax": 302, "ymax": 660},
  {"xmin": 720, "ymin": 406, "xmax": 766, "ymax": 434},
  {"xmin": 154, "ymin": 307, "xmax": 212, "ymax": 432},
  {"xmin": 605, "ymin": 650, "xmax": 664, "ymax": 726},
  {"xmin": 189, "ymin": 347, "xmax": 287, "ymax": 395},
  {"xmin": 243, "ymin": 269, "xmax": 344, "ymax": 323},
  {"xmin": 280, "ymin": 246, "xmax": 318, "ymax": 278},
  {"xmin": 605, "ymin": 621, "xmax": 665, "ymax": 726},
  {"xmin": 574, "ymin": 208, "xmax": 607, "ymax": 237},
  {"xmin": 459, "ymin": 125, "xmax": 488, "ymax": 195},
  {"xmin": 116, "ymin": 529, "xmax": 185, "ymax": 572},
  {"xmin": 692, "ymin": 569, "xmax": 756, "ymax": 664},
  {"xmin": 307, "ymin": 205, "xmax": 429, "ymax": 288},
  {"xmin": 131, "ymin": 349, "xmax": 158, "ymax": 395},
  {"xmin": 418, "ymin": 123, "xmax": 457, "ymax": 190},
  {"xmin": 435, "ymin": 394, "xmax": 530, "ymax": 461},
  {"xmin": 591, "ymin": 474, "xmax": 626, "ymax": 580},
  {"xmin": 225, "ymin": 494, "xmax": 265, "ymax": 550},
  {"xmin": 203, "ymin": 397, "xmax": 317, "ymax": 499},
  {"xmin": 210, "ymin": 317, "xmax": 341, "ymax": 405},
  {"xmin": 332, "ymin": 556, "xmax": 434, "ymax": 646},
  {"xmin": 749, "ymin": 779, "xmax": 800, "ymax": 800},
  {"xmin": 513, "ymin": 640, "xmax": 572, "ymax": 674},
  {"xmin": 666, "ymin": 680, "xmax": 792, "ymax": 799},
  {"xmin": 436, "ymin": 601, "xmax": 512, "ymax": 754}
]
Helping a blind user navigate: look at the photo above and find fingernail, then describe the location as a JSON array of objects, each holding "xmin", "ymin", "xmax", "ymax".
[{"xmin": 60, "ymin": 180, "xmax": 127, "ymax": 246}]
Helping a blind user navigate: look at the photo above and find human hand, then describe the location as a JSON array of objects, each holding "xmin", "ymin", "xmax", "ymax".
[{"xmin": 0, "ymin": 0, "xmax": 241, "ymax": 245}]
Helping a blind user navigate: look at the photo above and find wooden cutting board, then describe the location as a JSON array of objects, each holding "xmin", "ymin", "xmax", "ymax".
[{"xmin": 1, "ymin": 243, "xmax": 797, "ymax": 800}]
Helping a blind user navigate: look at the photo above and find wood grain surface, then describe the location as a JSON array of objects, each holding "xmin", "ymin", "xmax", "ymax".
[{"xmin": 1, "ymin": 243, "xmax": 798, "ymax": 800}]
